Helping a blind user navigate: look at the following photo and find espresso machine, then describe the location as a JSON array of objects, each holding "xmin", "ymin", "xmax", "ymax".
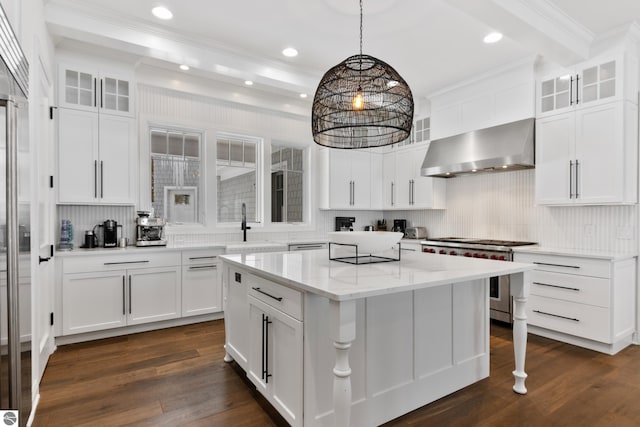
[{"xmin": 136, "ymin": 211, "xmax": 167, "ymax": 246}]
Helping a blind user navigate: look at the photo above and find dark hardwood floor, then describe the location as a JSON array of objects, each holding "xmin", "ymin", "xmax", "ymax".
[{"xmin": 33, "ymin": 320, "xmax": 640, "ymax": 426}]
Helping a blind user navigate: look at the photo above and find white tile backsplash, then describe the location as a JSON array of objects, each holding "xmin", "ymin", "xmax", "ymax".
[{"xmin": 390, "ymin": 169, "xmax": 638, "ymax": 253}]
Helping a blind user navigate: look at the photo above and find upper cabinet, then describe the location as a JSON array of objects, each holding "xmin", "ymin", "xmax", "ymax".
[
  {"xmin": 535, "ymin": 51, "xmax": 639, "ymax": 206},
  {"xmin": 59, "ymin": 63, "xmax": 134, "ymax": 117},
  {"xmin": 317, "ymin": 148, "xmax": 374, "ymax": 210},
  {"xmin": 387, "ymin": 144, "xmax": 446, "ymax": 210},
  {"xmin": 537, "ymin": 53, "xmax": 638, "ymax": 118},
  {"xmin": 56, "ymin": 58, "xmax": 137, "ymax": 205},
  {"xmin": 430, "ymin": 61, "xmax": 536, "ymax": 140}
]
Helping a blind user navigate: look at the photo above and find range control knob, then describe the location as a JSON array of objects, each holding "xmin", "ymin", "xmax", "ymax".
[
  {"xmin": 498, "ymin": 255, "xmax": 506, "ymax": 261},
  {"xmin": 480, "ymin": 254, "xmax": 488, "ymax": 259},
  {"xmin": 489, "ymin": 255, "xmax": 497, "ymax": 260},
  {"xmin": 464, "ymin": 252, "xmax": 471, "ymax": 257},
  {"xmin": 439, "ymin": 249, "xmax": 447, "ymax": 255},
  {"xmin": 449, "ymin": 251, "xmax": 457, "ymax": 256},
  {"xmin": 473, "ymin": 253, "xmax": 479, "ymax": 258}
]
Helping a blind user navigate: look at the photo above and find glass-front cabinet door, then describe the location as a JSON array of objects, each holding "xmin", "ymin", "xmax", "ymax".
[
  {"xmin": 537, "ymin": 70, "xmax": 574, "ymax": 117},
  {"xmin": 578, "ymin": 59, "xmax": 619, "ymax": 106},
  {"xmin": 60, "ymin": 66, "xmax": 97, "ymax": 112}
]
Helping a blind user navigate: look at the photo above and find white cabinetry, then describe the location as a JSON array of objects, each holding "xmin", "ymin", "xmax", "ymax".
[
  {"xmin": 318, "ymin": 148, "xmax": 373, "ymax": 209},
  {"xmin": 513, "ymin": 251, "xmax": 636, "ymax": 355},
  {"xmin": 182, "ymin": 248, "xmax": 224, "ymax": 317},
  {"xmin": 60, "ymin": 252, "xmax": 181, "ymax": 335},
  {"xmin": 248, "ymin": 290, "xmax": 302, "ymax": 427},
  {"xmin": 537, "ymin": 53, "xmax": 637, "ymax": 118},
  {"xmin": 59, "ymin": 63, "xmax": 134, "ymax": 116},
  {"xmin": 223, "ymin": 266, "xmax": 250, "ymax": 369},
  {"xmin": 535, "ymin": 51, "xmax": 638, "ymax": 206},
  {"xmin": 384, "ymin": 144, "xmax": 446, "ymax": 210},
  {"xmin": 225, "ymin": 268, "xmax": 303, "ymax": 427},
  {"xmin": 58, "ymin": 108, "xmax": 137, "ymax": 204},
  {"xmin": 430, "ymin": 62, "xmax": 536, "ymax": 140}
]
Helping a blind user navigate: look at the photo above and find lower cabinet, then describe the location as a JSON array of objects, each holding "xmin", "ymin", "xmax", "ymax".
[
  {"xmin": 224, "ymin": 266, "xmax": 303, "ymax": 427},
  {"xmin": 60, "ymin": 251, "xmax": 183, "ymax": 336},
  {"xmin": 182, "ymin": 248, "xmax": 224, "ymax": 317},
  {"xmin": 248, "ymin": 296, "xmax": 303, "ymax": 427},
  {"xmin": 62, "ymin": 265, "xmax": 181, "ymax": 335},
  {"xmin": 514, "ymin": 251, "xmax": 636, "ymax": 354}
]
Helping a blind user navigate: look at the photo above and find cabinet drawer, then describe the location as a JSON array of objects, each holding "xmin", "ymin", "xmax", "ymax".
[
  {"xmin": 514, "ymin": 253, "xmax": 610, "ymax": 278},
  {"xmin": 63, "ymin": 251, "xmax": 181, "ymax": 274},
  {"xmin": 530, "ymin": 271, "xmax": 610, "ymax": 307},
  {"xmin": 247, "ymin": 274, "xmax": 302, "ymax": 321},
  {"xmin": 527, "ymin": 295, "xmax": 610, "ymax": 343},
  {"xmin": 182, "ymin": 248, "xmax": 225, "ymax": 266}
]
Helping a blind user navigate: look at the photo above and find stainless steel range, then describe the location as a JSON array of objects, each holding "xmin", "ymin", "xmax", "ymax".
[{"xmin": 421, "ymin": 238, "xmax": 537, "ymax": 323}]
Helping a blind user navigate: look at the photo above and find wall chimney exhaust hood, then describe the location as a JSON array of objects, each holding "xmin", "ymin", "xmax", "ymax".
[{"xmin": 420, "ymin": 118, "xmax": 535, "ymax": 178}]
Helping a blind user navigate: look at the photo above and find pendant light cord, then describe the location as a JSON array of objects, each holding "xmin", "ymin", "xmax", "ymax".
[{"xmin": 359, "ymin": 0, "xmax": 363, "ymax": 57}]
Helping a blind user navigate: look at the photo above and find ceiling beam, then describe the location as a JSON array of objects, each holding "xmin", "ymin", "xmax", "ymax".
[{"xmin": 446, "ymin": 0, "xmax": 594, "ymax": 65}]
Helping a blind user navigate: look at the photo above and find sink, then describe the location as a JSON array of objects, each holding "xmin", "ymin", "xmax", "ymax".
[{"xmin": 225, "ymin": 241, "xmax": 288, "ymax": 254}]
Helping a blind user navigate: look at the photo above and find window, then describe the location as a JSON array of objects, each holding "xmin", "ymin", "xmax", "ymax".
[
  {"xmin": 150, "ymin": 127, "xmax": 203, "ymax": 224},
  {"xmin": 271, "ymin": 144, "xmax": 304, "ymax": 223},
  {"xmin": 216, "ymin": 133, "xmax": 261, "ymax": 223}
]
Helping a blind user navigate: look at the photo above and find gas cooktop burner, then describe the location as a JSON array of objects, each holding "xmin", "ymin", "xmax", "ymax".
[{"xmin": 425, "ymin": 238, "xmax": 537, "ymax": 247}]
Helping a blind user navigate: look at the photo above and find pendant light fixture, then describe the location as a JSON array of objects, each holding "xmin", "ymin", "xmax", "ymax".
[{"xmin": 311, "ymin": 0, "xmax": 414, "ymax": 149}]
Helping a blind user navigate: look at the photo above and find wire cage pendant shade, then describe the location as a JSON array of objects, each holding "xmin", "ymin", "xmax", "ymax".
[{"xmin": 312, "ymin": 54, "xmax": 414, "ymax": 149}]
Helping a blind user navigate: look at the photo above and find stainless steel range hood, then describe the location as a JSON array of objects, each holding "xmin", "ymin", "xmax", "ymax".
[{"xmin": 421, "ymin": 118, "xmax": 535, "ymax": 178}]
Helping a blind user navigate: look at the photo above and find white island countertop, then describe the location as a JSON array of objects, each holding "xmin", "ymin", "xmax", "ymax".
[{"xmin": 221, "ymin": 249, "xmax": 535, "ymax": 301}]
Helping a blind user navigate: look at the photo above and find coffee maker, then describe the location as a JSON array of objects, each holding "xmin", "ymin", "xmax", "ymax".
[
  {"xmin": 393, "ymin": 219, "xmax": 407, "ymax": 236},
  {"xmin": 136, "ymin": 211, "xmax": 167, "ymax": 246},
  {"xmin": 102, "ymin": 219, "xmax": 120, "ymax": 248},
  {"xmin": 335, "ymin": 216, "xmax": 355, "ymax": 231}
]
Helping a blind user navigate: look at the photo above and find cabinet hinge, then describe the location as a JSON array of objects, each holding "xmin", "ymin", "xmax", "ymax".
[
  {"xmin": 50, "ymin": 244, "xmax": 54, "ymax": 258},
  {"xmin": 50, "ymin": 312, "xmax": 54, "ymax": 326},
  {"xmin": 49, "ymin": 175, "xmax": 54, "ymax": 189},
  {"xmin": 49, "ymin": 106, "xmax": 57, "ymax": 120}
]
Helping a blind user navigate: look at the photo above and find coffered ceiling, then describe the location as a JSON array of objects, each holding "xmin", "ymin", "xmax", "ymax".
[{"xmin": 45, "ymin": 0, "xmax": 640, "ymax": 107}]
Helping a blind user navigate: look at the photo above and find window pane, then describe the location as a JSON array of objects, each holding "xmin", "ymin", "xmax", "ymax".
[
  {"xmin": 217, "ymin": 140, "xmax": 229, "ymax": 162},
  {"xmin": 150, "ymin": 127, "xmax": 202, "ymax": 225},
  {"xmin": 184, "ymin": 135, "xmax": 199, "ymax": 157},
  {"xmin": 217, "ymin": 168, "xmax": 256, "ymax": 222},
  {"xmin": 244, "ymin": 142, "xmax": 256, "ymax": 164},
  {"xmin": 270, "ymin": 144, "xmax": 305, "ymax": 223},
  {"xmin": 168, "ymin": 133, "xmax": 183, "ymax": 156},
  {"xmin": 229, "ymin": 141, "xmax": 243, "ymax": 163},
  {"xmin": 286, "ymin": 171, "xmax": 303, "ymax": 222},
  {"xmin": 150, "ymin": 130, "xmax": 167, "ymax": 154}
]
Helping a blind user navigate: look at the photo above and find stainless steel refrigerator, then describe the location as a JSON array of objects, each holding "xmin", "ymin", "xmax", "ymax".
[{"xmin": 0, "ymin": 4, "xmax": 31, "ymax": 426}]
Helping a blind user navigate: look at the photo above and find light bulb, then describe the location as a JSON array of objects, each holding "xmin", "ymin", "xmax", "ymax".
[{"xmin": 352, "ymin": 88, "xmax": 364, "ymax": 110}]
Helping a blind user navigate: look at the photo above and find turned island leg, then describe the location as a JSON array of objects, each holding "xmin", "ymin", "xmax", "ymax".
[
  {"xmin": 329, "ymin": 299, "xmax": 357, "ymax": 427},
  {"xmin": 510, "ymin": 271, "xmax": 530, "ymax": 394}
]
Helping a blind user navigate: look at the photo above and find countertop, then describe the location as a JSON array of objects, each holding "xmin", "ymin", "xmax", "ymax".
[
  {"xmin": 220, "ymin": 249, "xmax": 534, "ymax": 301},
  {"xmin": 512, "ymin": 245, "xmax": 637, "ymax": 261},
  {"xmin": 54, "ymin": 238, "xmax": 328, "ymax": 257}
]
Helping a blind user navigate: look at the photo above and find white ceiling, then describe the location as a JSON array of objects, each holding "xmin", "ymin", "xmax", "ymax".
[{"xmin": 45, "ymin": 0, "xmax": 640, "ymax": 107}]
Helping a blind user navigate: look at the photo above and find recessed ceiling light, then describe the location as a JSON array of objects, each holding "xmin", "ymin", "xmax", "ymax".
[
  {"xmin": 299, "ymin": 93, "xmax": 308, "ymax": 98},
  {"xmin": 387, "ymin": 80, "xmax": 399, "ymax": 88},
  {"xmin": 179, "ymin": 64, "xmax": 190, "ymax": 71},
  {"xmin": 152, "ymin": 6, "xmax": 173, "ymax": 20},
  {"xmin": 282, "ymin": 47, "xmax": 298, "ymax": 57},
  {"xmin": 471, "ymin": 169, "xmax": 478, "ymax": 172},
  {"xmin": 483, "ymin": 32, "xmax": 503, "ymax": 44},
  {"xmin": 502, "ymin": 165, "xmax": 508, "ymax": 169},
  {"xmin": 244, "ymin": 80, "xmax": 254, "ymax": 86}
]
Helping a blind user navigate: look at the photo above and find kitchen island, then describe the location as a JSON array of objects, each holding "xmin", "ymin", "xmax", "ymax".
[{"xmin": 221, "ymin": 249, "xmax": 534, "ymax": 427}]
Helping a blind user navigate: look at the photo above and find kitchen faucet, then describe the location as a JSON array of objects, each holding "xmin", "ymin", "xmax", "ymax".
[{"xmin": 241, "ymin": 202, "xmax": 251, "ymax": 242}]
